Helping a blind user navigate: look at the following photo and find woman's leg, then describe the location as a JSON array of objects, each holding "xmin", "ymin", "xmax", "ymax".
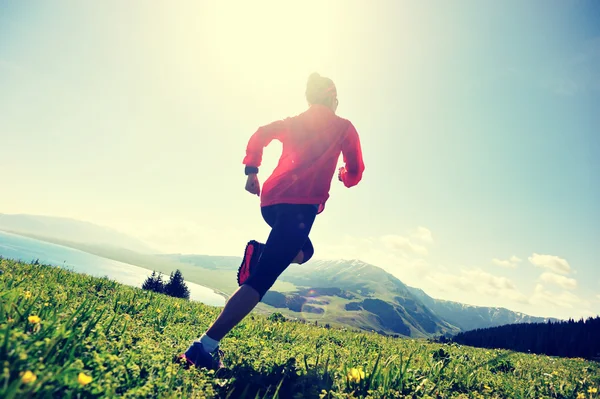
[
  {"xmin": 292, "ymin": 237, "xmax": 314, "ymax": 264},
  {"xmin": 205, "ymin": 204, "xmax": 317, "ymax": 340}
]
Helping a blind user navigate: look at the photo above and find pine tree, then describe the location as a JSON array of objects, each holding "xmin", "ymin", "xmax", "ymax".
[
  {"xmin": 142, "ymin": 271, "xmax": 157, "ymax": 291},
  {"xmin": 154, "ymin": 272, "xmax": 165, "ymax": 293},
  {"xmin": 163, "ymin": 269, "xmax": 190, "ymax": 300},
  {"xmin": 142, "ymin": 271, "xmax": 165, "ymax": 293}
]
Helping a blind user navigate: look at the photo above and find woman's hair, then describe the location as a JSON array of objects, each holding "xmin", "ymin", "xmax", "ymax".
[{"xmin": 305, "ymin": 72, "xmax": 337, "ymax": 106}]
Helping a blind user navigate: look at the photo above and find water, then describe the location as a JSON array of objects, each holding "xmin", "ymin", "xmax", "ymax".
[{"xmin": 0, "ymin": 231, "xmax": 225, "ymax": 307}]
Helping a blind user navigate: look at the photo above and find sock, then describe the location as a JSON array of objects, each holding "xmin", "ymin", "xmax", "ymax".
[{"xmin": 199, "ymin": 334, "xmax": 219, "ymax": 353}]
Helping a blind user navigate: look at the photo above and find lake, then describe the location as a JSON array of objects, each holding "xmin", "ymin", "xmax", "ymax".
[{"xmin": 0, "ymin": 231, "xmax": 225, "ymax": 307}]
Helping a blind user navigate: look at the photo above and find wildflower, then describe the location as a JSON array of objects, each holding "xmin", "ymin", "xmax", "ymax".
[
  {"xmin": 588, "ymin": 387, "xmax": 598, "ymax": 394},
  {"xmin": 24, "ymin": 291, "xmax": 32, "ymax": 299},
  {"xmin": 174, "ymin": 303, "xmax": 180, "ymax": 309},
  {"xmin": 28, "ymin": 315, "xmax": 41, "ymax": 324},
  {"xmin": 577, "ymin": 393, "xmax": 585, "ymax": 399},
  {"xmin": 21, "ymin": 370, "xmax": 36, "ymax": 384},
  {"xmin": 44, "ymin": 302, "xmax": 49, "ymax": 307},
  {"xmin": 484, "ymin": 385, "xmax": 492, "ymax": 391},
  {"xmin": 19, "ymin": 353, "xmax": 28, "ymax": 360},
  {"xmin": 156, "ymin": 308, "xmax": 161, "ymax": 314},
  {"xmin": 347, "ymin": 367, "xmax": 365, "ymax": 383},
  {"xmin": 78, "ymin": 372, "xmax": 93, "ymax": 385}
]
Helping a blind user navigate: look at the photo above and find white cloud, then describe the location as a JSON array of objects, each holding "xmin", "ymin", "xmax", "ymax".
[
  {"xmin": 381, "ymin": 234, "xmax": 428, "ymax": 256},
  {"xmin": 462, "ymin": 269, "xmax": 517, "ymax": 290},
  {"xmin": 528, "ymin": 253, "xmax": 572, "ymax": 275},
  {"xmin": 530, "ymin": 284, "xmax": 587, "ymax": 310},
  {"xmin": 410, "ymin": 227, "xmax": 433, "ymax": 243},
  {"xmin": 539, "ymin": 272, "xmax": 577, "ymax": 290},
  {"xmin": 425, "ymin": 267, "xmax": 528, "ymax": 304},
  {"xmin": 492, "ymin": 255, "xmax": 522, "ymax": 269}
]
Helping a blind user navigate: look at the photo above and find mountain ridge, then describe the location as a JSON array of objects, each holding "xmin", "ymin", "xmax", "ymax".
[{"xmin": 160, "ymin": 254, "xmax": 554, "ymax": 337}]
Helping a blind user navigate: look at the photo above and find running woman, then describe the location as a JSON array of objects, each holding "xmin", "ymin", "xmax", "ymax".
[{"xmin": 179, "ymin": 72, "xmax": 365, "ymax": 370}]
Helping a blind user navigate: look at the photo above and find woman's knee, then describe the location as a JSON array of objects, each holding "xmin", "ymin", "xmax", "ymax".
[{"xmin": 300, "ymin": 241, "xmax": 314, "ymax": 264}]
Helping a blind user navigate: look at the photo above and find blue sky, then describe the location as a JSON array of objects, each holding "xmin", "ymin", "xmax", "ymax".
[{"xmin": 1, "ymin": 0, "xmax": 598, "ymax": 320}]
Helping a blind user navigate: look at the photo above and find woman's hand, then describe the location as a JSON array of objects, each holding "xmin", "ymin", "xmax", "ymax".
[{"xmin": 245, "ymin": 174, "xmax": 261, "ymax": 196}]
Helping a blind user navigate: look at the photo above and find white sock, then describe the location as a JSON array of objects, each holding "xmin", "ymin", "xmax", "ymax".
[{"xmin": 199, "ymin": 334, "xmax": 219, "ymax": 353}]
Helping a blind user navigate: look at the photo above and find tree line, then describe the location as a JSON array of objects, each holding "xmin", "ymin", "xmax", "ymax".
[
  {"xmin": 142, "ymin": 269, "xmax": 190, "ymax": 300},
  {"xmin": 448, "ymin": 316, "xmax": 600, "ymax": 360}
]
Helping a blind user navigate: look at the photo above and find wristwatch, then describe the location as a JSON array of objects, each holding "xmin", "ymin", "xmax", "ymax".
[{"xmin": 244, "ymin": 166, "xmax": 259, "ymax": 175}]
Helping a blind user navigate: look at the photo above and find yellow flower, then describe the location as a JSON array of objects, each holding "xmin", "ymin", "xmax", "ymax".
[
  {"xmin": 484, "ymin": 385, "xmax": 492, "ymax": 391},
  {"xmin": 347, "ymin": 367, "xmax": 365, "ymax": 383},
  {"xmin": 28, "ymin": 315, "xmax": 41, "ymax": 324},
  {"xmin": 24, "ymin": 291, "xmax": 32, "ymax": 299},
  {"xmin": 156, "ymin": 308, "xmax": 161, "ymax": 313},
  {"xmin": 19, "ymin": 353, "xmax": 28, "ymax": 360},
  {"xmin": 588, "ymin": 387, "xmax": 598, "ymax": 394},
  {"xmin": 174, "ymin": 303, "xmax": 180, "ymax": 309},
  {"xmin": 577, "ymin": 393, "xmax": 585, "ymax": 399},
  {"xmin": 78, "ymin": 372, "xmax": 93, "ymax": 385},
  {"xmin": 21, "ymin": 370, "xmax": 36, "ymax": 384}
]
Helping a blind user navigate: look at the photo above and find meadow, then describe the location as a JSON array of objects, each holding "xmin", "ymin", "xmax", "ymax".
[{"xmin": 1, "ymin": 258, "xmax": 599, "ymax": 399}]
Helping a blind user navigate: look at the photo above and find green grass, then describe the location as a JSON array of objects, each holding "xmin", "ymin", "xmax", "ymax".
[{"xmin": 2, "ymin": 258, "xmax": 599, "ymax": 399}]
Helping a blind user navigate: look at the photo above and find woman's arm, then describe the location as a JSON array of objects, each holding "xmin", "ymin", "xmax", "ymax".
[
  {"xmin": 242, "ymin": 119, "xmax": 289, "ymax": 170},
  {"xmin": 339, "ymin": 122, "xmax": 365, "ymax": 188}
]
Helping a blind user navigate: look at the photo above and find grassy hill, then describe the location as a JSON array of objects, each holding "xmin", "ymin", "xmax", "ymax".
[
  {"xmin": 2, "ymin": 258, "xmax": 599, "ymax": 398},
  {"xmin": 0, "ymin": 232, "xmax": 557, "ymax": 339}
]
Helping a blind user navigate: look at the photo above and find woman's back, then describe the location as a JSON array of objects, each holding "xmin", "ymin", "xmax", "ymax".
[
  {"xmin": 244, "ymin": 104, "xmax": 364, "ymax": 211},
  {"xmin": 243, "ymin": 72, "xmax": 365, "ymax": 212}
]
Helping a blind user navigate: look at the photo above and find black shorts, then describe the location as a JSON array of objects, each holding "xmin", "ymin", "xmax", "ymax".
[{"xmin": 243, "ymin": 203, "xmax": 318, "ymax": 299}]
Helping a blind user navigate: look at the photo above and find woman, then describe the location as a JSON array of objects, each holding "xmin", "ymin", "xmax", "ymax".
[{"xmin": 179, "ymin": 72, "xmax": 365, "ymax": 370}]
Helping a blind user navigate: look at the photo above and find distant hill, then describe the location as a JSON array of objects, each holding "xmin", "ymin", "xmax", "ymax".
[
  {"xmin": 154, "ymin": 254, "xmax": 558, "ymax": 338},
  {"xmin": 0, "ymin": 214, "xmax": 156, "ymax": 254},
  {"xmin": 406, "ymin": 286, "xmax": 558, "ymax": 331},
  {"xmin": 157, "ymin": 254, "xmax": 242, "ymax": 271},
  {"xmin": 5, "ymin": 222, "xmax": 556, "ymax": 338}
]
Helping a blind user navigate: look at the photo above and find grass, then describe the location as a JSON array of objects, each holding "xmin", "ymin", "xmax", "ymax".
[{"xmin": 2, "ymin": 258, "xmax": 599, "ymax": 399}]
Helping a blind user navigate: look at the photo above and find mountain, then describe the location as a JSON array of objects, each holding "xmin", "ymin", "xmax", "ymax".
[
  {"xmin": 261, "ymin": 259, "xmax": 462, "ymax": 338},
  {"xmin": 0, "ymin": 214, "xmax": 156, "ymax": 254},
  {"xmin": 154, "ymin": 254, "xmax": 557, "ymax": 337},
  {"xmin": 406, "ymin": 286, "xmax": 558, "ymax": 331}
]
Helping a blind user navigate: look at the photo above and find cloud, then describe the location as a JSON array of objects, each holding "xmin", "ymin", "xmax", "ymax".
[
  {"xmin": 462, "ymin": 269, "xmax": 516, "ymax": 290},
  {"xmin": 381, "ymin": 234, "xmax": 428, "ymax": 256},
  {"xmin": 528, "ymin": 253, "xmax": 572, "ymax": 275},
  {"xmin": 492, "ymin": 255, "xmax": 522, "ymax": 269},
  {"xmin": 410, "ymin": 227, "xmax": 433, "ymax": 243},
  {"xmin": 538, "ymin": 272, "xmax": 577, "ymax": 290},
  {"xmin": 426, "ymin": 267, "xmax": 529, "ymax": 304},
  {"xmin": 531, "ymin": 284, "xmax": 588, "ymax": 310}
]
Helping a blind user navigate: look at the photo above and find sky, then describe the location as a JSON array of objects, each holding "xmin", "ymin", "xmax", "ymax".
[{"xmin": 1, "ymin": 0, "xmax": 599, "ymax": 321}]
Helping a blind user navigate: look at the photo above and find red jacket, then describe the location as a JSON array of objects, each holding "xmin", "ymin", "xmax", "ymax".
[{"xmin": 243, "ymin": 105, "xmax": 365, "ymax": 213}]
